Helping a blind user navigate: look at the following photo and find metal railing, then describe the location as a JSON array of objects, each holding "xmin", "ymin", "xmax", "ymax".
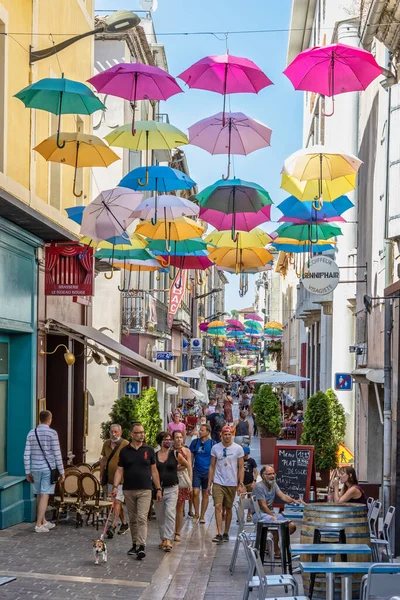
[
  {"xmin": 155, "ymin": 113, "xmax": 170, "ymax": 123},
  {"xmin": 122, "ymin": 291, "xmax": 169, "ymax": 334}
]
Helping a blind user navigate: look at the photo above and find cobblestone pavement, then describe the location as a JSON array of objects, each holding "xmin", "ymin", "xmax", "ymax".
[{"xmin": 0, "ymin": 415, "xmax": 302, "ymax": 599}]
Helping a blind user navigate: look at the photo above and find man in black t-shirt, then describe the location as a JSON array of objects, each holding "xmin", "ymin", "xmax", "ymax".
[{"xmin": 113, "ymin": 422, "xmax": 162, "ymax": 560}]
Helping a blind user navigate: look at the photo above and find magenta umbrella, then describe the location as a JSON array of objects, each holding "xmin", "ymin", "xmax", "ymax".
[
  {"xmin": 199, "ymin": 205, "xmax": 271, "ymax": 231},
  {"xmin": 178, "ymin": 54, "xmax": 273, "ymax": 123},
  {"xmin": 226, "ymin": 319, "xmax": 245, "ymax": 330},
  {"xmin": 88, "ymin": 63, "xmax": 182, "ymax": 135},
  {"xmin": 199, "ymin": 322, "xmax": 209, "ymax": 332},
  {"xmin": 189, "ymin": 112, "xmax": 272, "ymax": 179},
  {"xmin": 158, "ymin": 254, "xmax": 213, "ymax": 270},
  {"xmin": 283, "ymin": 43, "xmax": 381, "ymax": 117},
  {"xmin": 244, "ymin": 313, "xmax": 263, "ymax": 321}
]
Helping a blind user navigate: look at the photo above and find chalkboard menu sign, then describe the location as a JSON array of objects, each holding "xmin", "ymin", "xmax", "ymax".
[{"xmin": 274, "ymin": 445, "xmax": 315, "ymax": 503}]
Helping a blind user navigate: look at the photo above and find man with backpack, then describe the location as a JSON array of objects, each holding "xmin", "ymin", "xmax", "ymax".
[
  {"xmin": 207, "ymin": 406, "xmax": 225, "ymax": 442},
  {"xmin": 190, "ymin": 423, "xmax": 215, "ymax": 523}
]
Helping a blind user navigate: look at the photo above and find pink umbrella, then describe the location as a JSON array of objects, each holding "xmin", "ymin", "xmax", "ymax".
[
  {"xmin": 178, "ymin": 54, "xmax": 273, "ymax": 124},
  {"xmin": 199, "ymin": 205, "xmax": 271, "ymax": 231},
  {"xmin": 199, "ymin": 322, "xmax": 209, "ymax": 332},
  {"xmin": 283, "ymin": 43, "xmax": 382, "ymax": 116},
  {"xmin": 244, "ymin": 313, "xmax": 263, "ymax": 321},
  {"xmin": 88, "ymin": 63, "xmax": 182, "ymax": 134},
  {"xmin": 189, "ymin": 111, "xmax": 272, "ymax": 179},
  {"xmin": 226, "ymin": 319, "xmax": 244, "ymax": 329},
  {"xmin": 158, "ymin": 254, "xmax": 213, "ymax": 270}
]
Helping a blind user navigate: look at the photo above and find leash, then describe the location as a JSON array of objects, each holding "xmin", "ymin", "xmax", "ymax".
[{"xmin": 100, "ymin": 500, "xmax": 115, "ymax": 541}]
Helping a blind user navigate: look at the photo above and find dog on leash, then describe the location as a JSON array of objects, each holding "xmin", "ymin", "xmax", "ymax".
[{"xmin": 93, "ymin": 539, "xmax": 107, "ymax": 565}]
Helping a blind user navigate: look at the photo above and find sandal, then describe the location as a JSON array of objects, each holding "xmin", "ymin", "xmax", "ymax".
[
  {"xmin": 174, "ymin": 533, "xmax": 181, "ymax": 542},
  {"xmin": 163, "ymin": 541, "xmax": 172, "ymax": 552},
  {"xmin": 159, "ymin": 540, "xmax": 166, "ymax": 549}
]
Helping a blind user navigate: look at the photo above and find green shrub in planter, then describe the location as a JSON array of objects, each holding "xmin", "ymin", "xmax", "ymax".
[
  {"xmin": 252, "ymin": 384, "xmax": 281, "ymax": 438},
  {"xmin": 136, "ymin": 387, "xmax": 162, "ymax": 447},
  {"xmin": 326, "ymin": 388, "xmax": 346, "ymax": 446},
  {"xmin": 300, "ymin": 390, "xmax": 338, "ymax": 470},
  {"xmin": 101, "ymin": 395, "xmax": 139, "ymax": 442}
]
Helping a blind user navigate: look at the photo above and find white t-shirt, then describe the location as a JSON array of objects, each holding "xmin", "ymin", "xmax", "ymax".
[{"xmin": 211, "ymin": 442, "xmax": 244, "ymax": 487}]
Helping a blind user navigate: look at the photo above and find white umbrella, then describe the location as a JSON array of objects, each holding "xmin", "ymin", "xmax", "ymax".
[
  {"xmin": 175, "ymin": 367, "xmax": 227, "ymax": 383},
  {"xmin": 244, "ymin": 371, "xmax": 309, "ymax": 384},
  {"xmin": 197, "ymin": 367, "xmax": 209, "ymax": 404},
  {"xmin": 166, "ymin": 386, "xmax": 205, "ymax": 400}
]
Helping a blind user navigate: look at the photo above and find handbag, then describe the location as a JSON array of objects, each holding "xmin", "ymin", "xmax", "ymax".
[
  {"xmin": 101, "ymin": 439, "xmax": 123, "ymax": 486},
  {"xmin": 34, "ymin": 428, "xmax": 60, "ymax": 485},
  {"xmin": 176, "ymin": 450, "xmax": 192, "ymax": 489}
]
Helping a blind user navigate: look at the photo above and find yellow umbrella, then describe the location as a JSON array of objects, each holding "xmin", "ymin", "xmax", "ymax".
[
  {"xmin": 135, "ymin": 217, "xmax": 204, "ymax": 252},
  {"xmin": 79, "ymin": 234, "xmax": 148, "ymax": 250},
  {"xmin": 34, "ymin": 132, "xmax": 119, "ymax": 197},
  {"xmin": 205, "ymin": 228, "xmax": 272, "ymax": 248},
  {"xmin": 282, "ymin": 146, "xmax": 362, "ymax": 181},
  {"xmin": 265, "ymin": 321, "xmax": 283, "ymax": 330},
  {"xmin": 281, "ymin": 173, "xmax": 357, "ymax": 202},
  {"xmin": 209, "ymin": 246, "xmax": 273, "ymax": 272},
  {"xmin": 208, "ymin": 320, "xmax": 227, "ymax": 328}
]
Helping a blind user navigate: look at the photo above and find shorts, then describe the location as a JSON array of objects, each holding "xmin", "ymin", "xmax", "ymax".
[
  {"xmin": 31, "ymin": 470, "xmax": 55, "ymax": 495},
  {"xmin": 193, "ymin": 470, "xmax": 208, "ymax": 491},
  {"xmin": 108, "ymin": 483, "xmax": 124, "ymax": 502},
  {"xmin": 178, "ymin": 487, "xmax": 192, "ymax": 503},
  {"xmin": 212, "ymin": 483, "xmax": 236, "ymax": 508}
]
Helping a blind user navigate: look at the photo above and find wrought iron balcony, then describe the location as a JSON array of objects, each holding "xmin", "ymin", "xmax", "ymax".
[{"xmin": 122, "ymin": 291, "xmax": 170, "ymax": 335}]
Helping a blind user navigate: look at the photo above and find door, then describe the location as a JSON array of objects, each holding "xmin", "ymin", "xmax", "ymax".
[{"xmin": 0, "ymin": 336, "xmax": 9, "ymax": 474}]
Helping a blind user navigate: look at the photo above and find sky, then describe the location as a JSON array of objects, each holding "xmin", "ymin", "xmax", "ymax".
[{"xmin": 96, "ymin": 0, "xmax": 303, "ymax": 312}]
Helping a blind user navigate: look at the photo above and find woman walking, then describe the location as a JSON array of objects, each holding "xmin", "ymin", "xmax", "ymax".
[
  {"xmin": 233, "ymin": 411, "xmax": 251, "ymax": 445},
  {"xmin": 154, "ymin": 432, "xmax": 188, "ymax": 552},
  {"xmin": 223, "ymin": 391, "xmax": 234, "ymax": 425},
  {"xmin": 172, "ymin": 430, "xmax": 192, "ymax": 542}
]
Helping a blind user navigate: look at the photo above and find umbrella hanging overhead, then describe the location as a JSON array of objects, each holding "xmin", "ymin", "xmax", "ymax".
[
  {"xmin": 199, "ymin": 322, "xmax": 209, "ymax": 332},
  {"xmin": 226, "ymin": 319, "xmax": 245, "ymax": 329},
  {"xmin": 205, "ymin": 228, "xmax": 272, "ymax": 249},
  {"xmin": 80, "ymin": 187, "xmax": 143, "ymax": 242},
  {"xmin": 79, "ymin": 234, "xmax": 147, "ymax": 250},
  {"xmin": 199, "ymin": 206, "xmax": 271, "ymax": 233},
  {"xmin": 188, "ymin": 111, "xmax": 272, "ymax": 178},
  {"xmin": 276, "ymin": 222, "xmax": 343, "ymax": 243},
  {"xmin": 283, "ymin": 43, "xmax": 382, "ymax": 116},
  {"xmin": 244, "ymin": 371, "xmax": 309, "ymax": 384},
  {"xmin": 135, "ymin": 217, "xmax": 204, "ymax": 252},
  {"xmin": 272, "ymin": 238, "xmax": 336, "ymax": 253},
  {"xmin": 66, "ymin": 206, "xmax": 86, "ymax": 224},
  {"xmin": 131, "ymin": 194, "xmax": 199, "ymax": 221},
  {"xmin": 95, "ymin": 248, "xmax": 154, "ymax": 261},
  {"xmin": 15, "ymin": 74, "xmax": 105, "ymax": 148},
  {"xmin": 244, "ymin": 313, "xmax": 263, "ymax": 321},
  {"xmin": 157, "ymin": 254, "xmax": 213, "ymax": 270},
  {"xmin": 147, "ymin": 238, "xmax": 209, "ymax": 256},
  {"xmin": 174, "ymin": 366, "xmax": 226, "ymax": 383},
  {"xmin": 88, "ymin": 62, "xmax": 182, "ymax": 134},
  {"xmin": 265, "ymin": 320, "xmax": 283, "ymax": 330},
  {"xmin": 277, "ymin": 195, "xmax": 353, "ymax": 223},
  {"xmin": 281, "ymin": 172, "xmax": 357, "ymax": 203},
  {"xmin": 207, "ymin": 320, "xmax": 227, "ymax": 328},
  {"xmin": 34, "ymin": 132, "xmax": 119, "ymax": 197},
  {"xmin": 105, "ymin": 120, "xmax": 188, "ymax": 186},
  {"xmin": 209, "ymin": 246, "xmax": 274, "ymax": 272},
  {"xmin": 178, "ymin": 54, "xmax": 273, "ymax": 123}
]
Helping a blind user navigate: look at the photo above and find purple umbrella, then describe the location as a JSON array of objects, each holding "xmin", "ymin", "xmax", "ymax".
[
  {"xmin": 178, "ymin": 54, "xmax": 273, "ymax": 124},
  {"xmin": 244, "ymin": 313, "xmax": 263, "ymax": 321},
  {"xmin": 88, "ymin": 63, "xmax": 182, "ymax": 135},
  {"xmin": 199, "ymin": 205, "xmax": 271, "ymax": 231},
  {"xmin": 189, "ymin": 111, "xmax": 272, "ymax": 179}
]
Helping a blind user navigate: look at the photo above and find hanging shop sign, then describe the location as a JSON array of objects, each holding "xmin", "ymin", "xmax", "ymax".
[
  {"xmin": 45, "ymin": 243, "xmax": 94, "ymax": 296},
  {"xmin": 301, "ymin": 255, "xmax": 339, "ymax": 296},
  {"xmin": 167, "ymin": 271, "xmax": 187, "ymax": 329}
]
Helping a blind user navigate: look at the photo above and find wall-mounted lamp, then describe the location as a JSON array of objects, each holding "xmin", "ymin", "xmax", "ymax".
[{"xmin": 40, "ymin": 344, "xmax": 76, "ymax": 366}]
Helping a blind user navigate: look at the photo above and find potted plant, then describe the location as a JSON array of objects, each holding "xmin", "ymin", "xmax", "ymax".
[
  {"xmin": 252, "ymin": 384, "xmax": 281, "ymax": 464},
  {"xmin": 300, "ymin": 390, "xmax": 338, "ymax": 486},
  {"xmin": 326, "ymin": 388, "xmax": 346, "ymax": 446},
  {"xmin": 136, "ymin": 387, "xmax": 162, "ymax": 447}
]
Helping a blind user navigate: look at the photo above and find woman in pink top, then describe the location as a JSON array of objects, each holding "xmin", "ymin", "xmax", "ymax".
[{"xmin": 167, "ymin": 413, "xmax": 187, "ymax": 441}]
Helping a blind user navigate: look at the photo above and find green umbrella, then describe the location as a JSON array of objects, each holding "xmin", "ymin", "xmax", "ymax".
[
  {"xmin": 146, "ymin": 238, "xmax": 210, "ymax": 255},
  {"xmin": 14, "ymin": 73, "xmax": 105, "ymax": 149},
  {"xmin": 196, "ymin": 178, "xmax": 272, "ymax": 213},
  {"xmin": 276, "ymin": 222, "xmax": 342, "ymax": 243},
  {"xmin": 95, "ymin": 248, "xmax": 154, "ymax": 261},
  {"xmin": 244, "ymin": 319, "xmax": 262, "ymax": 329}
]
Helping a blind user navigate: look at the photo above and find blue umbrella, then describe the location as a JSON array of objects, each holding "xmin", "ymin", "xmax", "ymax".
[
  {"xmin": 277, "ymin": 195, "xmax": 353, "ymax": 223},
  {"xmin": 66, "ymin": 206, "xmax": 85, "ymax": 224},
  {"xmin": 119, "ymin": 166, "xmax": 196, "ymax": 225},
  {"xmin": 272, "ymin": 242, "xmax": 335, "ymax": 253}
]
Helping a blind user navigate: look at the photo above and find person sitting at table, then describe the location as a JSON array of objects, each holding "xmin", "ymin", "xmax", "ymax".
[
  {"xmin": 253, "ymin": 465, "xmax": 301, "ymax": 558},
  {"xmin": 332, "ymin": 466, "xmax": 368, "ymax": 505}
]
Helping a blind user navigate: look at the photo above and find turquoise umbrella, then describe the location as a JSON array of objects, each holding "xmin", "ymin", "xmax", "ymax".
[
  {"xmin": 146, "ymin": 238, "xmax": 210, "ymax": 255},
  {"xmin": 14, "ymin": 74, "xmax": 105, "ymax": 148}
]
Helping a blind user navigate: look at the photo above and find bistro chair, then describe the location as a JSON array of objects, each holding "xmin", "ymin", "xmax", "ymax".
[
  {"xmin": 75, "ymin": 463, "xmax": 92, "ymax": 473},
  {"xmin": 52, "ymin": 470, "xmax": 81, "ymax": 526},
  {"xmin": 78, "ymin": 472, "xmax": 113, "ymax": 530},
  {"xmin": 371, "ymin": 505, "xmax": 395, "ymax": 563},
  {"xmin": 366, "ymin": 496, "xmax": 374, "ymax": 518},
  {"xmin": 91, "ymin": 466, "xmax": 101, "ymax": 483},
  {"xmin": 230, "ymin": 497, "xmax": 257, "ymax": 574},
  {"xmin": 368, "ymin": 500, "xmax": 382, "ymax": 538},
  {"xmin": 360, "ymin": 563, "xmax": 400, "ymax": 599}
]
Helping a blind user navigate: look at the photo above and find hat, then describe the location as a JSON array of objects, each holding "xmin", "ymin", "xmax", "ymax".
[
  {"xmin": 221, "ymin": 425, "xmax": 232, "ymax": 434},
  {"xmin": 243, "ymin": 446, "xmax": 250, "ymax": 455}
]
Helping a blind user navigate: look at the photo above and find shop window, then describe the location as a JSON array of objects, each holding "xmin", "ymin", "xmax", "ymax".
[{"xmin": 0, "ymin": 338, "xmax": 9, "ymax": 475}]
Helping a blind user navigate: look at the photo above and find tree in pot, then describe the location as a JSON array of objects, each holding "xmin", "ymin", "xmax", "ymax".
[
  {"xmin": 300, "ymin": 390, "xmax": 338, "ymax": 486},
  {"xmin": 326, "ymin": 388, "xmax": 346, "ymax": 447},
  {"xmin": 101, "ymin": 395, "xmax": 139, "ymax": 442},
  {"xmin": 252, "ymin": 384, "xmax": 281, "ymax": 464},
  {"xmin": 136, "ymin": 387, "xmax": 162, "ymax": 447}
]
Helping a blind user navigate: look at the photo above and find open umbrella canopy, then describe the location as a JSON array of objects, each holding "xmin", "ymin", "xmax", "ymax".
[
  {"xmin": 281, "ymin": 172, "xmax": 357, "ymax": 202},
  {"xmin": 244, "ymin": 313, "xmax": 263, "ymax": 321},
  {"xmin": 209, "ymin": 246, "xmax": 274, "ymax": 270},
  {"xmin": 105, "ymin": 120, "xmax": 188, "ymax": 151},
  {"xmin": 276, "ymin": 222, "xmax": 343, "ymax": 242},
  {"xmin": 226, "ymin": 319, "xmax": 245, "ymax": 329},
  {"xmin": 199, "ymin": 205, "xmax": 271, "ymax": 232},
  {"xmin": 283, "ymin": 145, "xmax": 362, "ymax": 182},
  {"xmin": 95, "ymin": 248, "xmax": 155, "ymax": 261},
  {"xmin": 265, "ymin": 328, "xmax": 283, "ymax": 337},
  {"xmin": 119, "ymin": 165, "xmax": 196, "ymax": 193},
  {"xmin": 207, "ymin": 320, "xmax": 227, "ymax": 328},
  {"xmin": 147, "ymin": 238, "xmax": 209, "ymax": 255},
  {"xmin": 244, "ymin": 320, "xmax": 262, "ymax": 329},
  {"xmin": 272, "ymin": 238, "xmax": 336, "ymax": 253},
  {"xmin": 158, "ymin": 254, "xmax": 213, "ymax": 270},
  {"xmin": 66, "ymin": 206, "xmax": 85, "ymax": 225},
  {"xmin": 244, "ymin": 371, "xmax": 309, "ymax": 384},
  {"xmin": 174, "ymin": 366, "xmax": 226, "ymax": 383},
  {"xmin": 218, "ymin": 264, "xmax": 272, "ymax": 274},
  {"xmin": 199, "ymin": 322, "xmax": 209, "ymax": 332},
  {"xmin": 131, "ymin": 195, "xmax": 199, "ymax": 221},
  {"xmin": 135, "ymin": 217, "xmax": 204, "ymax": 241},
  {"xmin": 196, "ymin": 178, "xmax": 272, "ymax": 213},
  {"xmin": 113, "ymin": 258, "xmax": 161, "ymax": 271},
  {"xmin": 205, "ymin": 228, "xmax": 272, "ymax": 248},
  {"xmin": 277, "ymin": 195, "xmax": 353, "ymax": 222},
  {"xmin": 189, "ymin": 111, "xmax": 272, "ymax": 155},
  {"xmin": 265, "ymin": 320, "xmax": 283, "ymax": 330},
  {"xmin": 34, "ymin": 132, "xmax": 119, "ymax": 167}
]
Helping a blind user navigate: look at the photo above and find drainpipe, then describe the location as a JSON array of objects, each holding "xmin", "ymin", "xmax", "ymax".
[{"xmin": 361, "ymin": 0, "xmax": 387, "ymax": 50}]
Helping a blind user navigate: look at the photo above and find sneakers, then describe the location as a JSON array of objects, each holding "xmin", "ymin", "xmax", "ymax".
[
  {"xmin": 127, "ymin": 545, "xmax": 137, "ymax": 555},
  {"xmin": 222, "ymin": 533, "xmax": 229, "ymax": 542},
  {"xmin": 43, "ymin": 521, "xmax": 56, "ymax": 530},
  {"xmin": 118, "ymin": 523, "xmax": 129, "ymax": 535},
  {"xmin": 212, "ymin": 534, "xmax": 223, "ymax": 543},
  {"xmin": 136, "ymin": 545, "xmax": 146, "ymax": 560},
  {"xmin": 106, "ymin": 526, "xmax": 116, "ymax": 539},
  {"xmin": 34, "ymin": 525, "xmax": 49, "ymax": 533}
]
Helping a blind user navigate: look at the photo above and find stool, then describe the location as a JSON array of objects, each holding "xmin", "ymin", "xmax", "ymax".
[
  {"xmin": 255, "ymin": 520, "xmax": 292, "ymax": 574},
  {"xmin": 309, "ymin": 527, "xmax": 347, "ymax": 600}
]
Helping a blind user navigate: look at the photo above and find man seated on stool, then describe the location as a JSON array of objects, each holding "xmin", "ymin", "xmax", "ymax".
[{"xmin": 253, "ymin": 465, "xmax": 300, "ymax": 558}]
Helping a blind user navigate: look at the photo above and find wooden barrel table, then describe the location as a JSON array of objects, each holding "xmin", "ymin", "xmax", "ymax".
[{"xmin": 300, "ymin": 502, "xmax": 370, "ymax": 599}]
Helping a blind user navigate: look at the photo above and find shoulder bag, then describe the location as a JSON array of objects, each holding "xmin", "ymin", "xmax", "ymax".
[
  {"xmin": 34, "ymin": 428, "xmax": 60, "ymax": 485},
  {"xmin": 176, "ymin": 449, "xmax": 192, "ymax": 488},
  {"xmin": 101, "ymin": 439, "xmax": 123, "ymax": 486}
]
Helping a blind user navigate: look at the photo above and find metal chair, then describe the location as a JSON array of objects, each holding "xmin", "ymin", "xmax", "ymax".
[
  {"xmin": 368, "ymin": 500, "xmax": 382, "ymax": 561},
  {"xmin": 240, "ymin": 534, "xmax": 298, "ymax": 600},
  {"xmin": 366, "ymin": 496, "xmax": 374, "ymax": 518},
  {"xmin": 229, "ymin": 497, "xmax": 257, "ymax": 574},
  {"xmin": 371, "ymin": 505, "xmax": 395, "ymax": 563},
  {"xmin": 360, "ymin": 563, "xmax": 400, "ymax": 599}
]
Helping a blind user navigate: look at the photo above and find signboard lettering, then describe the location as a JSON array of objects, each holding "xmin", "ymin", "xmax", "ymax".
[
  {"xmin": 274, "ymin": 445, "xmax": 316, "ymax": 503},
  {"xmin": 167, "ymin": 271, "xmax": 186, "ymax": 328},
  {"xmin": 301, "ymin": 256, "xmax": 339, "ymax": 296},
  {"xmin": 45, "ymin": 244, "xmax": 94, "ymax": 296}
]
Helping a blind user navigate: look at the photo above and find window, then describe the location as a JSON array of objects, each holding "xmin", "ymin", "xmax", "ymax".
[
  {"xmin": 49, "ymin": 112, "xmax": 61, "ymax": 209},
  {"xmin": 0, "ymin": 338, "xmax": 9, "ymax": 475}
]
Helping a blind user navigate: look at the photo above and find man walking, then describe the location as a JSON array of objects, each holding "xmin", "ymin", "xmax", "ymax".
[
  {"xmin": 207, "ymin": 405, "xmax": 225, "ymax": 442},
  {"xmin": 207, "ymin": 425, "xmax": 245, "ymax": 543},
  {"xmin": 113, "ymin": 422, "xmax": 162, "ymax": 560},
  {"xmin": 100, "ymin": 424, "xmax": 129, "ymax": 538},
  {"xmin": 24, "ymin": 410, "xmax": 65, "ymax": 533},
  {"xmin": 190, "ymin": 423, "xmax": 214, "ymax": 523}
]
